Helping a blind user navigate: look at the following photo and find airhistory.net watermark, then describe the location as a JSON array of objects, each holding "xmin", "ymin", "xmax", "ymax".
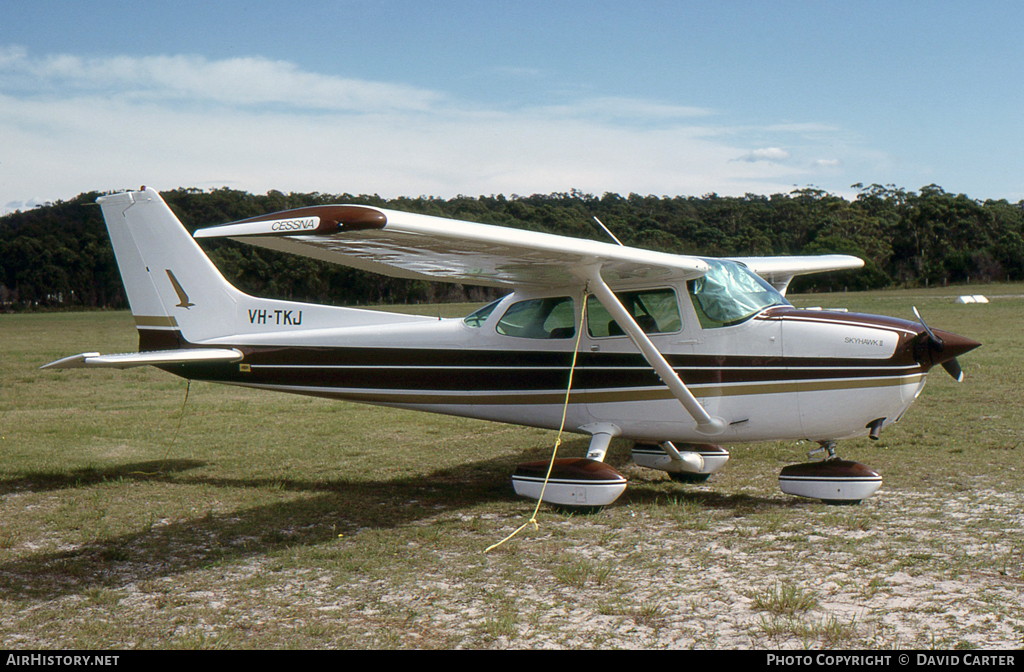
[{"xmin": 6, "ymin": 655, "xmax": 119, "ymax": 666}]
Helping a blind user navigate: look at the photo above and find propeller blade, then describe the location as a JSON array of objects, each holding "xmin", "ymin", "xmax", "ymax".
[
  {"xmin": 912, "ymin": 306, "xmax": 942, "ymax": 348},
  {"xmin": 942, "ymin": 358, "xmax": 964, "ymax": 383}
]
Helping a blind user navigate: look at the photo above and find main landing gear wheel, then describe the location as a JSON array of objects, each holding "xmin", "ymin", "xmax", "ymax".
[
  {"xmin": 511, "ymin": 458, "xmax": 627, "ymax": 509},
  {"xmin": 511, "ymin": 427, "xmax": 628, "ymax": 509},
  {"xmin": 778, "ymin": 441, "xmax": 882, "ymax": 504}
]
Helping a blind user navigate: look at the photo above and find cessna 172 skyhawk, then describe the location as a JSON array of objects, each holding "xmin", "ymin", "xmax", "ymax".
[{"xmin": 45, "ymin": 187, "xmax": 980, "ymax": 507}]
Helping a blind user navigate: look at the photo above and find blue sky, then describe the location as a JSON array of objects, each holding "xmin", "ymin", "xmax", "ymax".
[{"xmin": 2, "ymin": 1, "xmax": 1022, "ymax": 213}]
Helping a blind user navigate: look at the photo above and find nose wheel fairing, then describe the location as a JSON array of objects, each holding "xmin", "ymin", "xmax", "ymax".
[
  {"xmin": 630, "ymin": 442, "xmax": 730, "ymax": 481},
  {"xmin": 779, "ymin": 459, "xmax": 882, "ymax": 504},
  {"xmin": 778, "ymin": 440, "xmax": 882, "ymax": 504}
]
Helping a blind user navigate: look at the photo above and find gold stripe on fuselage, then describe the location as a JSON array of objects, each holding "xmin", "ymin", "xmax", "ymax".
[{"xmin": 134, "ymin": 315, "xmax": 179, "ymax": 328}]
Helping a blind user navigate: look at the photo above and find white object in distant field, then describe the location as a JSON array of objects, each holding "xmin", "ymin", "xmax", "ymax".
[{"xmin": 955, "ymin": 295, "xmax": 989, "ymax": 304}]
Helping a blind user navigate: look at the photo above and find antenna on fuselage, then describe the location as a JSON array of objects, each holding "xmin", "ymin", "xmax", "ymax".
[{"xmin": 592, "ymin": 217, "xmax": 624, "ymax": 247}]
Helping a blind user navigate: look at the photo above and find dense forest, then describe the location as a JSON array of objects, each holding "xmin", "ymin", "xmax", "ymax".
[{"xmin": 2, "ymin": 183, "xmax": 1023, "ymax": 311}]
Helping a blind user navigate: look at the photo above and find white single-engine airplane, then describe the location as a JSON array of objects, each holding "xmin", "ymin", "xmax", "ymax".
[{"xmin": 45, "ymin": 187, "xmax": 980, "ymax": 506}]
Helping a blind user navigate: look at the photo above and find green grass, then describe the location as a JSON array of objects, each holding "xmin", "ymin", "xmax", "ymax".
[
  {"xmin": 749, "ymin": 581, "xmax": 819, "ymax": 616},
  {"xmin": 1, "ymin": 284, "xmax": 1023, "ymax": 648}
]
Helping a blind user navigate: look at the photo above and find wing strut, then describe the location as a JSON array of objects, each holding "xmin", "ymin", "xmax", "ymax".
[{"xmin": 587, "ymin": 272, "xmax": 726, "ymax": 436}]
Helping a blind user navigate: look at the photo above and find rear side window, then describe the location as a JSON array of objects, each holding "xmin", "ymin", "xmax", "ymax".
[
  {"xmin": 587, "ymin": 288, "xmax": 681, "ymax": 338},
  {"xmin": 496, "ymin": 297, "xmax": 576, "ymax": 339}
]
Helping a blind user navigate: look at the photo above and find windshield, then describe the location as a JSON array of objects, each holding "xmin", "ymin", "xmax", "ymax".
[{"xmin": 687, "ymin": 259, "xmax": 790, "ymax": 327}]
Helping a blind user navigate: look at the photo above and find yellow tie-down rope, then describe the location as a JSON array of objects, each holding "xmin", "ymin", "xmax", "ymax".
[
  {"xmin": 485, "ymin": 284, "xmax": 589, "ymax": 553},
  {"xmin": 130, "ymin": 378, "xmax": 192, "ymax": 476}
]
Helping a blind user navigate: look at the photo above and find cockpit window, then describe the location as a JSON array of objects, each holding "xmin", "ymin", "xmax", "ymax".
[
  {"xmin": 587, "ymin": 288, "xmax": 681, "ymax": 338},
  {"xmin": 496, "ymin": 297, "xmax": 576, "ymax": 339},
  {"xmin": 463, "ymin": 299, "xmax": 502, "ymax": 328},
  {"xmin": 687, "ymin": 259, "xmax": 790, "ymax": 328}
]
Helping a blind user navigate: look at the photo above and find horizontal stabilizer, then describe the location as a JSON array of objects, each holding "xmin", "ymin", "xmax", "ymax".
[{"xmin": 41, "ymin": 348, "xmax": 243, "ymax": 370}]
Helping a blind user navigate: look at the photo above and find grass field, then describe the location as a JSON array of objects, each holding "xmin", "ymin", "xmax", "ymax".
[{"xmin": 1, "ymin": 285, "xmax": 1022, "ymax": 649}]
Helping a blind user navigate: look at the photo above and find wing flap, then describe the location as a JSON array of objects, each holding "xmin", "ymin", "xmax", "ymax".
[{"xmin": 42, "ymin": 348, "xmax": 244, "ymax": 370}]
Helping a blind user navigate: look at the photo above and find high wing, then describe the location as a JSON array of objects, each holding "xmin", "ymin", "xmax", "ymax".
[
  {"xmin": 193, "ymin": 205, "xmax": 712, "ymax": 289},
  {"xmin": 728, "ymin": 255, "xmax": 864, "ymax": 295}
]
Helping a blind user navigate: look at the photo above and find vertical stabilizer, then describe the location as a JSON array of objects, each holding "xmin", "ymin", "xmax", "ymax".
[{"xmin": 98, "ymin": 187, "xmax": 243, "ymax": 348}]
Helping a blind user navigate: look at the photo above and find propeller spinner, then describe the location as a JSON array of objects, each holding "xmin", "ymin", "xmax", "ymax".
[{"xmin": 911, "ymin": 306, "xmax": 980, "ymax": 382}]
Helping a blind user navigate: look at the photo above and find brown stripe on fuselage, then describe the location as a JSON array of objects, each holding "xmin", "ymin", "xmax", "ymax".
[
  {"xmin": 161, "ymin": 345, "xmax": 924, "ymax": 399},
  {"xmin": 221, "ymin": 358, "xmax": 921, "ymax": 393},
  {"xmin": 760, "ymin": 306, "xmax": 925, "ymax": 335}
]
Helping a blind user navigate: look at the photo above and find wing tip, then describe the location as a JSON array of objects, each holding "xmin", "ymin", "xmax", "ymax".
[{"xmin": 194, "ymin": 205, "xmax": 387, "ymax": 239}]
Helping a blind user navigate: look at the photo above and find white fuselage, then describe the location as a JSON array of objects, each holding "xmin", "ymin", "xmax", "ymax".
[{"xmin": 177, "ymin": 282, "xmax": 928, "ymax": 445}]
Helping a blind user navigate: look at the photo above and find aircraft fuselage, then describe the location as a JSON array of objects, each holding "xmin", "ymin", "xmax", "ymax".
[{"xmin": 152, "ymin": 284, "xmax": 968, "ymax": 446}]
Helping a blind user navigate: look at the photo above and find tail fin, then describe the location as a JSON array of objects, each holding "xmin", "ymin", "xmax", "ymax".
[
  {"xmin": 99, "ymin": 187, "xmax": 432, "ymax": 351},
  {"xmin": 99, "ymin": 187, "xmax": 244, "ymax": 348}
]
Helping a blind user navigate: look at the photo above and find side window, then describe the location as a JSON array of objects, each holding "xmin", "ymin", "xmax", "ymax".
[
  {"xmin": 587, "ymin": 288, "xmax": 681, "ymax": 338},
  {"xmin": 463, "ymin": 299, "xmax": 502, "ymax": 328},
  {"xmin": 496, "ymin": 297, "xmax": 576, "ymax": 339}
]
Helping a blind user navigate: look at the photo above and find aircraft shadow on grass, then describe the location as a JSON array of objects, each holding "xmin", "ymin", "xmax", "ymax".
[{"xmin": 0, "ymin": 442, "xmax": 787, "ymax": 601}]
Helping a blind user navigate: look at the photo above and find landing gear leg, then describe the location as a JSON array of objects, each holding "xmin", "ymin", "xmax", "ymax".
[{"xmin": 808, "ymin": 440, "xmax": 839, "ymax": 461}]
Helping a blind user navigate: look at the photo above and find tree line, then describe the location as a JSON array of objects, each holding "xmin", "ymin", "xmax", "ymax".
[{"xmin": 2, "ymin": 183, "xmax": 1022, "ymax": 311}]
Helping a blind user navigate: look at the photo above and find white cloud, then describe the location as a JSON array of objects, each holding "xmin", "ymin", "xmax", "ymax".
[
  {"xmin": 736, "ymin": 147, "xmax": 791, "ymax": 163},
  {"xmin": 537, "ymin": 97, "xmax": 716, "ymax": 122},
  {"xmin": 0, "ymin": 47, "xmax": 857, "ymax": 213},
  {"xmin": 3, "ymin": 197, "xmax": 47, "ymax": 213},
  {"xmin": 0, "ymin": 46, "xmax": 444, "ymax": 113}
]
